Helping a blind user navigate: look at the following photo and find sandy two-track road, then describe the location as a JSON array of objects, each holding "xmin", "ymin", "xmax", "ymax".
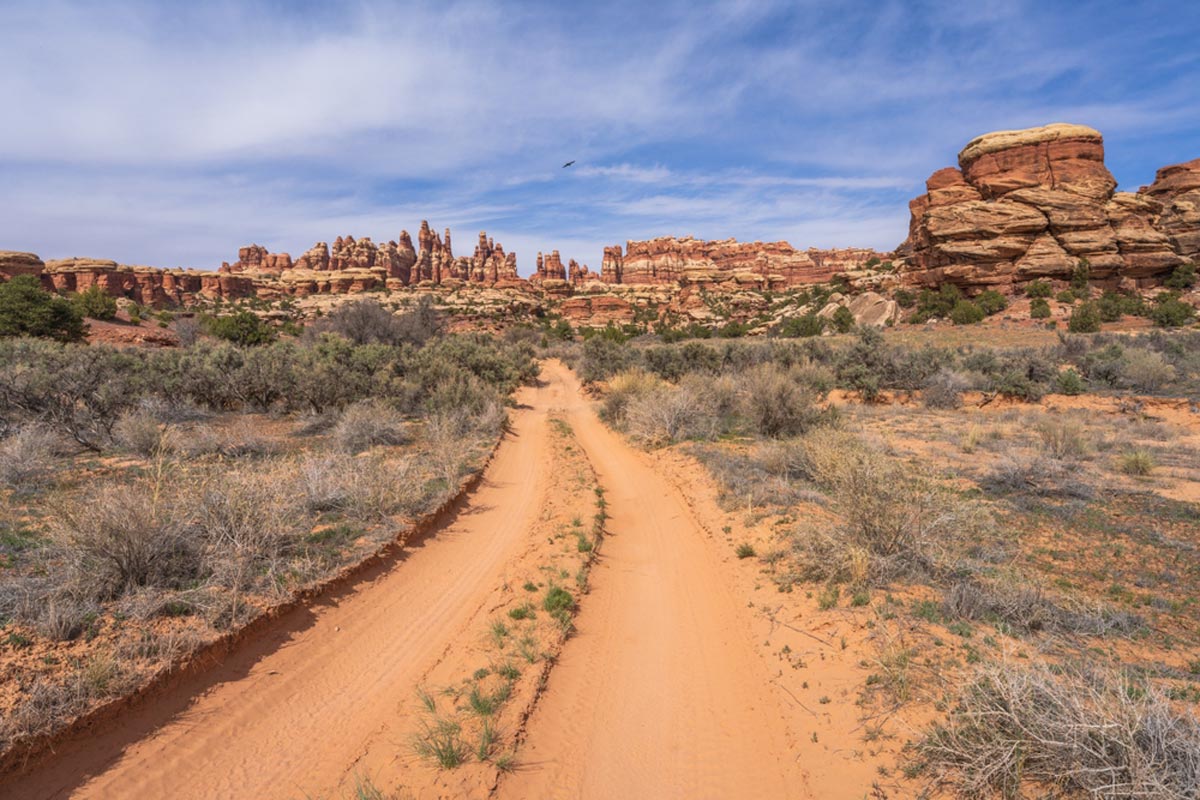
[{"xmin": 4, "ymin": 361, "xmax": 804, "ymax": 800}]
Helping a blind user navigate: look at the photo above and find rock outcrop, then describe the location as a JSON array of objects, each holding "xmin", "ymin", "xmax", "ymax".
[
  {"xmin": 0, "ymin": 251, "xmax": 45, "ymax": 280},
  {"xmin": 903, "ymin": 123, "xmax": 1190, "ymax": 291},
  {"xmin": 598, "ymin": 237, "xmax": 883, "ymax": 288}
]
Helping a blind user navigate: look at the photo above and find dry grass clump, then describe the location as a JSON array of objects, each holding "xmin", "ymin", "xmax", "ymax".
[
  {"xmin": 299, "ymin": 452, "xmax": 423, "ymax": 521},
  {"xmin": 941, "ymin": 576, "xmax": 1142, "ymax": 637},
  {"xmin": 0, "ymin": 651, "xmax": 140, "ymax": 752},
  {"xmin": 791, "ymin": 430, "xmax": 991, "ymax": 585},
  {"xmin": 47, "ymin": 473, "xmax": 199, "ymax": 600},
  {"xmin": 1035, "ymin": 416, "xmax": 1091, "ymax": 461},
  {"xmin": 982, "ymin": 450, "xmax": 1095, "ymax": 500},
  {"xmin": 920, "ymin": 661, "xmax": 1200, "ymax": 799},
  {"xmin": 112, "ymin": 408, "xmax": 176, "ymax": 456},
  {"xmin": 923, "ymin": 369, "xmax": 971, "ymax": 409},
  {"xmin": 0, "ymin": 425, "xmax": 62, "ymax": 492},
  {"xmin": 332, "ymin": 399, "xmax": 409, "ymax": 453},
  {"xmin": 740, "ymin": 363, "xmax": 831, "ymax": 438}
]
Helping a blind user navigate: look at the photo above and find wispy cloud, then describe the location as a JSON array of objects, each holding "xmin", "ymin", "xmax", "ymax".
[{"xmin": 0, "ymin": 0, "xmax": 1197, "ymax": 273}]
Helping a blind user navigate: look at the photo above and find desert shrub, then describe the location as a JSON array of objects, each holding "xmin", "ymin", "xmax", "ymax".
[
  {"xmin": 578, "ymin": 336, "xmax": 633, "ymax": 383},
  {"xmin": 975, "ymin": 290, "xmax": 1008, "ymax": 316},
  {"xmin": 776, "ymin": 312, "xmax": 825, "ymax": 338},
  {"xmin": 0, "ymin": 276, "xmax": 86, "ymax": 342},
  {"xmin": 625, "ymin": 382, "xmax": 712, "ymax": 446},
  {"xmin": 919, "ymin": 661, "xmax": 1200, "ymax": 799},
  {"xmin": 1056, "ymin": 289, "xmax": 1077, "ymax": 304},
  {"xmin": 318, "ymin": 296, "xmax": 442, "ymax": 346},
  {"xmin": 1150, "ymin": 295, "xmax": 1196, "ymax": 328},
  {"xmin": 1164, "ymin": 262, "xmax": 1196, "ymax": 290},
  {"xmin": 923, "ymin": 369, "xmax": 971, "ymax": 409},
  {"xmin": 1068, "ymin": 301, "xmax": 1102, "ymax": 333},
  {"xmin": 1029, "ymin": 297, "xmax": 1051, "ymax": 319},
  {"xmin": 332, "ymin": 399, "xmax": 408, "ymax": 453},
  {"xmin": 299, "ymin": 453, "xmax": 422, "ymax": 521},
  {"xmin": 794, "ymin": 433, "xmax": 988, "ymax": 584},
  {"xmin": 1098, "ymin": 290, "xmax": 1145, "ymax": 322},
  {"xmin": 196, "ymin": 468, "xmax": 300, "ymax": 601},
  {"xmin": 1055, "ymin": 368, "xmax": 1085, "ymax": 395},
  {"xmin": 1024, "ymin": 280, "xmax": 1052, "ymax": 299},
  {"xmin": 112, "ymin": 409, "xmax": 172, "ymax": 456},
  {"xmin": 830, "ymin": 306, "xmax": 855, "ymax": 333},
  {"xmin": 48, "ymin": 478, "xmax": 200, "ymax": 600},
  {"xmin": 174, "ymin": 317, "xmax": 201, "ymax": 346},
  {"xmin": 893, "ymin": 288, "xmax": 916, "ymax": 308},
  {"xmin": 0, "ymin": 425, "xmax": 61, "ymax": 492},
  {"xmin": 1120, "ymin": 348, "xmax": 1177, "ymax": 393},
  {"xmin": 599, "ymin": 369, "xmax": 660, "ymax": 426},
  {"xmin": 981, "ymin": 451, "xmax": 1093, "ymax": 500},
  {"xmin": 909, "ymin": 284, "xmax": 962, "ymax": 323},
  {"xmin": 1069, "ymin": 258, "xmax": 1091, "ymax": 295},
  {"xmin": 70, "ymin": 286, "xmax": 118, "ymax": 321},
  {"xmin": 740, "ymin": 363, "xmax": 832, "ymax": 438},
  {"xmin": 1035, "ymin": 417, "xmax": 1090, "ymax": 461},
  {"xmin": 201, "ymin": 310, "xmax": 275, "ymax": 346}
]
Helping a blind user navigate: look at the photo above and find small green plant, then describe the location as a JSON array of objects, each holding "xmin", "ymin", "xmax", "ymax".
[
  {"xmin": 818, "ymin": 583, "xmax": 841, "ymax": 610},
  {"xmin": 1030, "ymin": 297, "xmax": 1051, "ymax": 319},
  {"xmin": 735, "ymin": 542, "xmax": 757, "ymax": 559},
  {"xmin": 831, "ymin": 306, "xmax": 855, "ymax": 333},
  {"xmin": 975, "ymin": 290, "xmax": 1008, "ymax": 316},
  {"xmin": 413, "ymin": 717, "xmax": 470, "ymax": 769},
  {"xmin": 508, "ymin": 603, "xmax": 535, "ymax": 621},
  {"xmin": 1164, "ymin": 262, "xmax": 1196, "ymax": 289},
  {"xmin": 70, "ymin": 285, "xmax": 118, "ymax": 321},
  {"xmin": 1150, "ymin": 295, "xmax": 1196, "ymax": 328}
]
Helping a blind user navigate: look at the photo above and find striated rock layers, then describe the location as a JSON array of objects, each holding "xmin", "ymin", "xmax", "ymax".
[
  {"xmin": 598, "ymin": 237, "xmax": 883, "ymax": 288},
  {"xmin": 902, "ymin": 123, "xmax": 1192, "ymax": 291}
]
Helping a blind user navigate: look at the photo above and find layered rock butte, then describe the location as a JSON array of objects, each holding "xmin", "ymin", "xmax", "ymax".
[
  {"xmin": 900, "ymin": 123, "xmax": 1199, "ymax": 291},
  {"xmin": 2, "ymin": 122, "xmax": 1196, "ymax": 321}
]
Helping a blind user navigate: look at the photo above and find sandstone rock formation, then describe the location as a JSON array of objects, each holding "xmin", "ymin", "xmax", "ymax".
[
  {"xmin": 598, "ymin": 237, "xmax": 883, "ymax": 288},
  {"xmin": 1140, "ymin": 158, "xmax": 1200, "ymax": 263},
  {"xmin": 0, "ymin": 251, "xmax": 45, "ymax": 280},
  {"xmin": 903, "ymin": 123, "xmax": 1190, "ymax": 291}
]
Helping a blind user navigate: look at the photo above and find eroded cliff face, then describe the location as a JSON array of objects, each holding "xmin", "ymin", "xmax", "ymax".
[
  {"xmin": 902, "ymin": 123, "xmax": 1191, "ymax": 291},
  {"xmin": 597, "ymin": 237, "xmax": 883, "ymax": 288}
]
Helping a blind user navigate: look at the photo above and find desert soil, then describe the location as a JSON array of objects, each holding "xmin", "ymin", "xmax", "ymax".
[{"xmin": 3, "ymin": 361, "xmax": 817, "ymax": 800}]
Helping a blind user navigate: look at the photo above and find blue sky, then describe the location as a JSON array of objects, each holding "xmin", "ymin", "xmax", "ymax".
[{"xmin": 2, "ymin": 0, "xmax": 1198, "ymax": 275}]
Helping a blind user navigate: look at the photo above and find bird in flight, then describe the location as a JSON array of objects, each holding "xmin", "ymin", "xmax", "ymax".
[{"xmin": 562, "ymin": 160, "xmax": 576, "ymax": 168}]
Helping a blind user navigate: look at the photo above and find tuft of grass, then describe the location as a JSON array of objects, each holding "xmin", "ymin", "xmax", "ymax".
[
  {"xmin": 508, "ymin": 603, "xmax": 535, "ymax": 621},
  {"xmin": 1120, "ymin": 449, "xmax": 1156, "ymax": 476},
  {"xmin": 735, "ymin": 542, "xmax": 757, "ymax": 559},
  {"xmin": 817, "ymin": 583, "xmax": 840, "ymax": 611},
  {"xmin": 413, "ymin": 717, "xmax": 470, "ymax": 769}
]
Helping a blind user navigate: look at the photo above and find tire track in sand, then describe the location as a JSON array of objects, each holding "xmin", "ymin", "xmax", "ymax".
[
  {"xmin": 2, "ymin": 376, "xmax": 561, "ymax": 800},
  {"xmin": 494, "ymin": 360, "xmax": 804, "ymax": 800}
]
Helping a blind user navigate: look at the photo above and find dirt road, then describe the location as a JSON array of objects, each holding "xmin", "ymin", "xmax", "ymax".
[
  {"xmin": 496, "ymin": 361, "xmax": 803, "ymax": 798},
  {"xmin": 4, "ymin": 361, "xmax": 803, "ymax": 799}
]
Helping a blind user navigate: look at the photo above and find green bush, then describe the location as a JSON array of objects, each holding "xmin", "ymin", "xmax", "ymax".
[
  {"xmin": 1055, "ymin": 368, "xmax": 1085, "ymax": 395},
  {"xmin": 1056, "ymin": 289, "xmax": 1076, "ymax": 304},
  {"xmin": 975, "ymin": 290, "xmax": 1008, "ymax": 316},
  {"xmin": 201, "ymin": 311, "xmax": 276, "ymax": 346},
  {"xmin": 70, "ymin": 286, "xmax": 118, "ymax": 321},
  {"xmin": 1150, "ymin": 295, "xmax": 1196, "ymax": 328},
  {"xmin": 777, "ymin": 312, "xmax": 825, "ymax": 338},
  {"xmin": 579, "ymin": 336, "xmax": 633, "ymax": 383},
  {"xmin": 893, "ymin": 288, "xmax": 916, "ymax": 309},
  {"xmin": 1024, "ymin": 280, "xmax": 1052, "ymax": 299},
  {"xmin": 1030, "ymin": 298, "xmax": 1051, "ymax": 319},
  {"xmin": 0, "ymin": 276, "xmax": 86, "ymax": 342},
  {"xmin": 949, "ymin": 300, "xmax": 985, "ymax": 325},
  {"xmin": 1069, "ymin": 259, "xmax": 1091, "ymax": 296},
  {"xmin": 909, "ymin": 284, "xmax": 962, "ymax": 323},
  {"xmin": 1164, "ymin": 262, "xmax": 1196, "ymax": 290},
  {"xmin": 1098, "ymin": 290, "xmax": 1145, "ymax": 322},
  {"xmin": 1067, "ymin": 301, "xmax": 1101, "ymax": 333},
  {"xmin": 831, "ymin": 306, "xmax": 855, "ymax": 333}
]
